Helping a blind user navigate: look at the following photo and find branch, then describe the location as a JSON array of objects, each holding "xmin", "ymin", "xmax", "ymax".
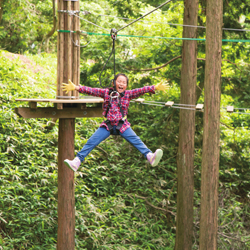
[
  {"xmin": 223, "ymin": 59, "xmax": 242, "ymax": 72},
  {"xmin": 218, "ymin": 232, "xmax": 250, "ymax": 243},
  {"xmin": 125, "ymin": 192, "xmax": 176, "ymax": 216},
  {"xmin": 45, "ymin": 0, "xmax": 57, "ymax": 40},
  {"xmin": 220, "ymin": 122, "xmax": 234, "ymax": 130},
  {"xmin": 125, "ymin": 56, "xmax": 242, "ymax": 73},
  {"xmin": 166, "ymin": 181, "xmax": 177, "ymax": 211},
  {"xmin": 127, "ymin": 55, "xmax": 182, "ymax": 72}
]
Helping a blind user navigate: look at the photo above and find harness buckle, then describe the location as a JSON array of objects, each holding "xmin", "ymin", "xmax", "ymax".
[{"xmin": 109, "ymin": 91, "xmax": 120, "ymax": 99}]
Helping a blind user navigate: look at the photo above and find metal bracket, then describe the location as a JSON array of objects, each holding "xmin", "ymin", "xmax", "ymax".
[
  {"xmin": 110, "ymin": 28, "xmax": 117, "ymax": 40},
  {"xmin": 58, "ymin": 10, "xmax": 80, "ymax": 15}
]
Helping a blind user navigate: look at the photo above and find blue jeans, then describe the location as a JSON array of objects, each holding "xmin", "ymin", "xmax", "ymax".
[{"xmin": 76, "ymin": 126, "xmax": 152, "ymax": 162}]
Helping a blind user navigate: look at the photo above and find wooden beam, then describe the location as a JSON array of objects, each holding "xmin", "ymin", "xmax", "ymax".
[{"xmin": 15, "ymin": 107, "xmax": 103, "ymax": 118}]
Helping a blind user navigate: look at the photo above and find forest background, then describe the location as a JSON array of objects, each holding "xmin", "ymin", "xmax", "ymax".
[{"xmin": 0, "ymin": 0, "xmax": 250, "ymax": 249}]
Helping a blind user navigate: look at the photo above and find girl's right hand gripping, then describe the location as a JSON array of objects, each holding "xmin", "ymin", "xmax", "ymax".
[{"xmin": 62, "ymin": 79, "xmax": 76, "ymax": 94}]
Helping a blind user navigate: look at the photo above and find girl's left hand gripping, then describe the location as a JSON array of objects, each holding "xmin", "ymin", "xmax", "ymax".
[{"xmin": 62, "ymin": 79, "xmax": 76, "ymax": 94}]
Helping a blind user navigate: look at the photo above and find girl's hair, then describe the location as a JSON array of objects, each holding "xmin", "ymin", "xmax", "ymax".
[{"xmin": 114, "ymin": 73, "xmax": 129, "ymax": 86}]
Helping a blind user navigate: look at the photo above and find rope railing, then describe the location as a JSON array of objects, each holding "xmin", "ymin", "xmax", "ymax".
[{"xmin": 132, "ymin": 99, "xmax": 250, "ymax": 115}]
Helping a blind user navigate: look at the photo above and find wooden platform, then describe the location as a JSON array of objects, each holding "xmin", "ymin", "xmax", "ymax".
[
  {"xmin": 15, "ymin": 98, "xmax": 104, "ymax": 118},
  {"xmin": 15, "ymin": 98, "xmax": 104, "ymax": 103}
]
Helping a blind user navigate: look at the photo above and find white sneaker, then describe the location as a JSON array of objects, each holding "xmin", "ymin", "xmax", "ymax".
[
  {"xmin": 64, "ymin": 157, "xmax": 81, "ymax": 172},
  {"xmin": 147, "ymin": 149, "xmax": 163, "ymax": 167}
]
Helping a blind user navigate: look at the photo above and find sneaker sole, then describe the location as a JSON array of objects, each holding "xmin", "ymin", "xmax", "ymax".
[
  {"xmin": 64, "ymin": 160, "xmax": 77, "ymax": 172},
  {"xmin": 152, "ymin": 149, "xmax": 163, "ymax": 167}
]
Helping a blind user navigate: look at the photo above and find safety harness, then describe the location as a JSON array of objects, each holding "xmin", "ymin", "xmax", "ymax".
[{"xmin": 104, "ymin": 89, "xmax": 127, "ymax": 135}]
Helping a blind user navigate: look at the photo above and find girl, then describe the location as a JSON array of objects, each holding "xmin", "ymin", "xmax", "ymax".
[{"xmin": 62, "ymin": 73, "xmax": 168, "ymax": 172}]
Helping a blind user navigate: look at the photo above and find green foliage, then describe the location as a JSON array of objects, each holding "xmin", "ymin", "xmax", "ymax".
[{"xmin": 0, "ymin": 0, "xmax": 56, "ymax": 53}]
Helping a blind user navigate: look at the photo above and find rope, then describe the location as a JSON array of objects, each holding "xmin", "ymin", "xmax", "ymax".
[
  {"xmin": 57, "ymin": 30, "xmax": 250, "ymax": 43},
  {"xmin": 116, "ymin": 0, "xmax": 173, "ymax": 32}
]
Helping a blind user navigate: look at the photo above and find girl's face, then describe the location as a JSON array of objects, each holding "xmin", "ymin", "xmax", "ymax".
[{"xmin": 115, "ymin": 75, "xmax": 128, "ymax": 93}]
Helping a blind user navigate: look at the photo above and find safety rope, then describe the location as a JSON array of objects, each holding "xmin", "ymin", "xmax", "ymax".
[{"xmin": 57, "ymin": 30, "xmax": 250, "ymax": 43}]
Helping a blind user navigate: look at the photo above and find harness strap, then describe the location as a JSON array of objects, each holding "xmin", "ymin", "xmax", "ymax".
[{"xmin": 104, "ymin": 89, "xmax": 126, "ymax": 135}]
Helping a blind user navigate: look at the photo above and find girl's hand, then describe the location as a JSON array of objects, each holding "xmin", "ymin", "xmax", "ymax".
[
  {"xmin": 155, "ymin": 81, "xmax": 170, "ymax": 92},
  {"xmin": 62, "ymin": 79, "xmax": 76, "ymax": 94}
]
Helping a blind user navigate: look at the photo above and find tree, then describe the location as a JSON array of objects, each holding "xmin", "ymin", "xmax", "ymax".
[
  {"xmin": 174, "ymin": 0, "xmax": 198, "ymax": 249},
  {"xmin": 199, "ymin": 0, "xmax": 223, "ymax": 249}
]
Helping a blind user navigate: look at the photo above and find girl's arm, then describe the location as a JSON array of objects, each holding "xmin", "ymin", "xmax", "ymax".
[
  {"xmin": 62, "ymin": 80, "xmax": 106, "ymax": 98},
  {"xmin": 78, "ymin": 85, "xmax": 106, "ymax": 98},
  {"xmin": 127, "ymin": 86, "xmax": 155, "ymax": 100},
  {"xmin": 127, "ymin": 82, "xmax": 169, "ymax": 100}
]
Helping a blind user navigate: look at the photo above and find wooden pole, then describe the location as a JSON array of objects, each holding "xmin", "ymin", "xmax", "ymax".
[
  {"xmin": 57, "ymin": 119, "xmax": 75, "ymax": 250},
  {"xmin": 175, "ymin": 0, "xmax": 198, "ymax": 249},
  {"xmin": 199, "ymin": 0, "xmax": 223, "ymax": 249},
  {"xmin": 56, "ymin": 0, "xmax": 80, "ymax": 249}
]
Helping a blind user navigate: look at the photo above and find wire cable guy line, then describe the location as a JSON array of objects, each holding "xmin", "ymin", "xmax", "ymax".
[
  {"xmin": 73, "ymin": 12, "xmax": 110, "ymax": 32},
  {"xmin": 96, "ymin": 14, "xmax": 250, "ymax": 32},
  {"xmin": 116, "ymin": 0, "xmax": 173, "ymax": 33}
]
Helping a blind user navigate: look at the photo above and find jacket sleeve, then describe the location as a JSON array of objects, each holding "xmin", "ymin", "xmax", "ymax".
[
  {"xmin": 127, "ymin": 86, "xmax": 155, "ymax": 100},
  {"xmin": 78, "ymin": 86, "xmax": 106, "ymax": 98}
]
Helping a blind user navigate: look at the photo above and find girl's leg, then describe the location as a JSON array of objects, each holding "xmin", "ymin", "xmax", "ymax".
[
  {"xmin": 76, "ymin": 127, "xmax": 110, "ymax": 162},
  {"xmin": 120, "ymin": 127, "xmax": 151, "ymax": 158}
]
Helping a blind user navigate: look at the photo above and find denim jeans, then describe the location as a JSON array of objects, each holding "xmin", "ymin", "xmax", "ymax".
[{"xmin": 76, "ymin": 126, "xmax": 152, "ymax": 162}]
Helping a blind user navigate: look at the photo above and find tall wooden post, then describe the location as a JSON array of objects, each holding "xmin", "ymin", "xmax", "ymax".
[
  {"xmin": 175, "ymin": 0, "xmax": 198, "ymax": 249},
  {"xmin": 57, "ymin": 0, "xmax": 80, "ymax": 249},
  {"xmin": 199, "ymin": 0, "xmax": 223, "ymax": 249},
  {"xmin": 15, "ymin": 1, "xmax": 103, "ymax": 248}
]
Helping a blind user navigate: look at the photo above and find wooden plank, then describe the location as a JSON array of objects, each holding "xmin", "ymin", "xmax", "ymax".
[
  {"xmin": 134, "ymin": 98, "xmax": 145, "ymax": 103},
  {"xmin": 67, "ymin": 0, "xmax": 72, "ymax": 98},
  {"xmin": 57, "ymin": 118, "xmax": 75, "ymax": 250},
  {"xmin": 15, "ymin": 107, "xmax": 103, "ymax": 118},
  {"xmin": 76, "ymin": 0, "xmax": 80, "ymax": 99},
  {"xmin": 196, "ymin": 104, "xmax": 204, "ymax": 110},
  {"xmin": 165, "ymin": 101, "xmax": 174, "ymax": 107},
  {"xmin": 227, "ymin": 106, "xmax": 234, "ymax": 113},
  {"xmin": 72, "ymin": 0, "xmax": 79, "ymax": 98}
]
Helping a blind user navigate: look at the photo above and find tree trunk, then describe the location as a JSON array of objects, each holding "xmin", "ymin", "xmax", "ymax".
[
  {"xmin": 175, "ymin": 0, "xmax": 198, "ymax": 249},
  {"xmin": 199, "ymin": 0, "xmax": 223, "ymax": 249}
]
